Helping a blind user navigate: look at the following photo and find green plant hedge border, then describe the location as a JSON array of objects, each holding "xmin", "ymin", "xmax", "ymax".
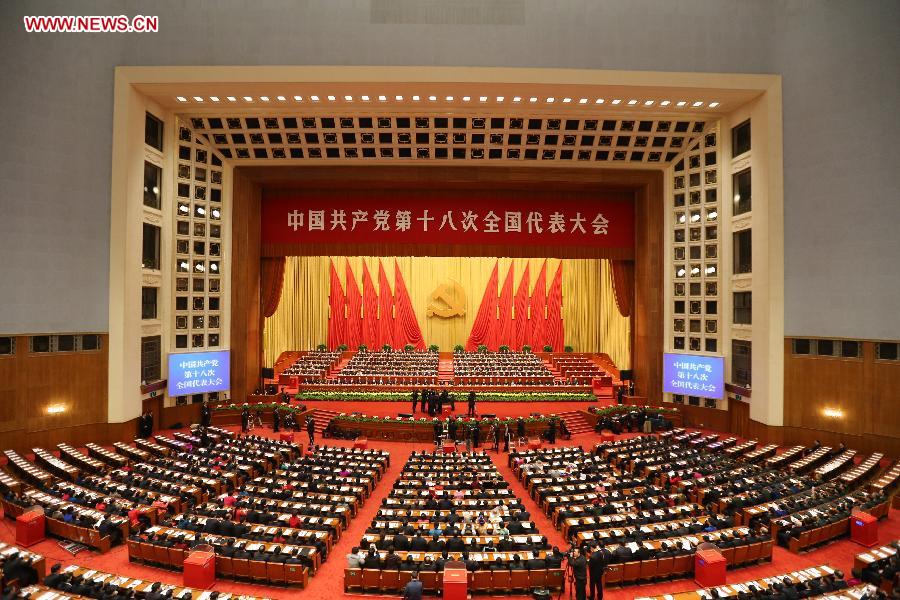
[{"xmin": 292, "ymin": 391, "xmax": 596, "ymax": 402}]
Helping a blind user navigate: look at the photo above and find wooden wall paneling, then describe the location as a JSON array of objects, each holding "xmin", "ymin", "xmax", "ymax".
[
  {"xmin": 159, "ymin": 403, "xmax": 202, "ymax": 429},
  {"xmin": 230, "ymin": 168, "xmax": 263, "ymax": 405},
  {"xmin": 729, "ymin": 398, "xmax": 750, "ymax": 439},
  {"xmin": 632, "ymin": 171, "xmax": 665, "ymax": 402},
  {"xmin": 678, "ymin": 404, "xmax": 730, "ymax": 432}
]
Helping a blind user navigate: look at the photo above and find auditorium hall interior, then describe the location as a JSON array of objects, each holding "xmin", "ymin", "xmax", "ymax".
[{"xmin": 0, "ymin": 2, "xmax": 898, "ymax": 599}]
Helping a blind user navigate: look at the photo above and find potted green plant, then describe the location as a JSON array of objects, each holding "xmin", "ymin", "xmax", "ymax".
[
  {"xmin": 337, "ymin": 344, "xmax": 348, "ymax": 351},
  {"xmin": 499, "ymin": 345, "xmax": 510, "ymax": 353},
  {"xmin": 358, "ymin": 344, "xmax": 368, "ymax": 352},
  {"xmin": 382, "ymin": 344, "xmax": 392, "ymax": 352},
  {"xmin": 428, "ymin": 344, "xmax": 439, "ymax": 352},
  {"xmin": 404, "ymin": 343, "xmax": 415, "ymax": 352},
  {"xmin": 316, "ymin": 343, "xmax": 327, "ymax": 351},
  {"xmin": 564, "ymin": 345, "xmax": 574, "ymax": 352},
  {"xmin": 477, "ymin": 344, "xmax": 489, "ymax": 353},
  {"xmin": 543, "ymin": 344, "xmax": 553, "ymax": 352},
  {"xmin": 453, "ymin": 344, "xmax": 465, "ymax": 353},
  {"xmin": 522, "ymin": 345, "xmax": 531, "ymax": 353}
]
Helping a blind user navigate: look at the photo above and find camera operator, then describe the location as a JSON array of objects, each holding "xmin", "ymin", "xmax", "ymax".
[
  {"xmin": 588, "ymin": 542, "xmax": 610, "ymax": 600},
  {"xmin": 569, "ymin": 546, "xmax": 588, "ymax": 600}
]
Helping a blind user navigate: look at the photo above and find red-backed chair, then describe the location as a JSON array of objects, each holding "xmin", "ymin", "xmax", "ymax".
[
  {"xmin": 249, "ymin": 560, "xmax": 268, "ymax": 582},
  {"xmin": 672, "ymin": 554, "xmax": 692, "ymax": 575},
  {"xmin": 761, "ymin": 539, "xmax": 773, "ymax": 560},
  {"xmin": 639, "ymin": 559, "xmax": 656, "ymax": 580},
  {"xmin": 217, "ymin": 556, "xmax": 234, "ymax": 578},
  {"xmin": 232, "ymin": 558, "xmax": 251, "ymax": 580},
  {"xmin": 529, "ymin": 569, "xmax": 548, "ymax": 588},
  {"xmin": 493, "ymin": 570, "xmax": 512, "ymax": 592},
  {"xmin": 420, "ymin": 571, "xmax": 438, "ymax": 592},
  {"xmin": 361, "ymin": 568, "xmax": 381, "ymax": 591},
  {"xmin": 511, "ymin": 569, "xmax": 530, "ymax": 591},
  {"xmin": 126, "ymin": 540, "xmax": 140, "ymax": 561},
  {"xmin": 622, "ymin": 561, "xmax": 641, "ymax": 583},
  {"xmin": 547, "ymin": 568, "xmax": 564, "ymax": 590},
  {"xmin": 152, "ymin": 544, "xmax": 170, "ymax": 566},
  {"xmin": 170, "ymin": 548, "xmax": 187, "ymax": 568},
  {"xmin": 733, "ymin": 544, "xmax": 749, "ymax": 565},
  {"xmin": 656, "ymin": 556, "xmax": 674, "ymax": 579},
  {"xmin": 286, "ymin": 564, "xmax": 307, "ymax": 587},
  {"xmin": 380, "ymin": 570, "xmax": 401, "ymax": 592},
  {"xmin": 603, "ymin": 563, "xmax": 622, "ymax": 586},
  {"xmin": 267, "ymin": 562, "xmax": 287, "ymax": 585},
  {"xmin": 473, "ymin": 570, "xmax": 492, "ymax": 592},
  {"xmin": 720, "ymin": 547, "xmax": 735, "ymax": 565},
  {"xmin": 344, "ymin": 568, "xmax": 361, "ymax": 592}
]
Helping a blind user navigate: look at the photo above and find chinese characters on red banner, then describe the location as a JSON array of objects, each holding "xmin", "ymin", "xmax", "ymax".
[{"xmin": 261, "ymin": 192, "xmax": 634, "ymax": 250}]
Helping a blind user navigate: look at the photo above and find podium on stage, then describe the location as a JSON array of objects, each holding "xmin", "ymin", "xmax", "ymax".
[
  {"xmin": 527, "ymin": 437, "xmax": 542, "ymax": 450},
  {"xmin": 183, "ymin": 548, "xmax": 216, "ymax": 589},
  {"xmin": 442, "ymin": 440, "xmax": 456, "ymax": 454},
  {"xmin": 850, "ymin": 510, "xmax": 878, "ymax": 547},
  {"xmin": 443, "ymin": 560, "xmax": 467, "ymax": 600},
  {"xmin": 16, "ymin": 508, "xmax": 45, "ymax": 547},
  {"xmin": 694, "ymin": 546, "xmax": 726, "ymax": 588},
  {"xmin": 279, "ymin": 433, "xmax": 295, "ymax": 443}
]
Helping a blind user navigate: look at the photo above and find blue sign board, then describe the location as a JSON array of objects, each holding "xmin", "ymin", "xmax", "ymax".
[
  {"xmin": 167, "ymin": 350, "xmax": 230, "ymax": 396},
  {"xmin": 662, "ymin": 352, "xmax": 724, "ymax": 400}
]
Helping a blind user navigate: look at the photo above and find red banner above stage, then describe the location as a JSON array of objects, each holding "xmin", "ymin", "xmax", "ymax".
[{"xmin": 261, "ymin": 190, "xmax": 634, "ymax": 254}]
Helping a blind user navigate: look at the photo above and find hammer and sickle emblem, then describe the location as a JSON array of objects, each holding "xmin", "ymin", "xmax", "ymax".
[{"xmin": 427, "ymin": 279, "xmax": 467, "ymax": 318}]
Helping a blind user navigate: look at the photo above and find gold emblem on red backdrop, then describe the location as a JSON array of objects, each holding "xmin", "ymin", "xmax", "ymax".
[{"xmin": 427, "ymin": 279, "xmax": 467, "ymax": 318}]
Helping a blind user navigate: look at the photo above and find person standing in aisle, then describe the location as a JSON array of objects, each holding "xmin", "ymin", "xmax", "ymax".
[{"xmin": 306, "ymin": 416, "xmax": 315, "ymax": 446}]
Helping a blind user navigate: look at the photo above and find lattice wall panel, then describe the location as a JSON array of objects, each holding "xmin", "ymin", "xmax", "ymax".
[{"xmin": 182, "ymin": 114, "xmax": 708, "ymax": 166}]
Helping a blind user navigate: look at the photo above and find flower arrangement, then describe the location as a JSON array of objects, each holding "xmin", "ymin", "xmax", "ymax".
[
  {"xmin": 588, "ymin": 405, "xmax": 679, "ymax": 417},
  {"xmin": 332, "ymin": 413, "xmax": 560, "ymax": 426},
  {"xmin": 213, "ymin": 402, "xmax": 306, "ymax": 414},
  {"xmin": 294, "ymin": 390, "xmax": 596, "ymax": 402}
]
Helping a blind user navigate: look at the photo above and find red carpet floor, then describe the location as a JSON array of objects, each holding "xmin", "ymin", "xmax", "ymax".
[{"xmin": 1, "ymin": 422, "xmax": 897, "ymax": 600}]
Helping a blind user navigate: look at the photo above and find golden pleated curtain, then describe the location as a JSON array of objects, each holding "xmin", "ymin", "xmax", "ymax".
[
  {"xmin": 610, "ymin": 260, "xmax": 635, "ymax": 318},
  {"xmin": 264, "ymin": 256, "xmax": 630, "ymax": 370},
  {"xmin": 260, "ymin": 257, "xmax": 286, "ymax": 318}
]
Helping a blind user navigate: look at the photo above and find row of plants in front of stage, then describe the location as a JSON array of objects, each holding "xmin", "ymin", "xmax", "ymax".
[
  {"xmin": 293, "ymin": 390, "xmax": 596, "ymax": 402},
  {"xmin": 588, "ymin": 405, "xmax": 680, "ymax": 417},
  {"xmin": 212, "ymin": 402, "xmax": 307, "ymax": 413},
  {"xmin": 332, "ymin": 414, "xmax": 560, "ymax": 426},
  {"xmin": 314, "ymin": 343, "xmax": 576, "ymax": 353}
]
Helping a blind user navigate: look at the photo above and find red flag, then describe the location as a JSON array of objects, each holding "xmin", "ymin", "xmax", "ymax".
[
  {"xmin": 393, "ymin": 260, "xmax": 425, "ymax": 350},
  {"xmin": 345, "ymin": 260, "xmax": 362, "ymax": 350},
  {"xmin": 513, "ymin": 262, "xmax": 530, "ymax": 350},
  {"xmin": 466, "ymin": 260, "xmax": 499, "ymax": 351},
  {"xmin": 497, "ymin": 263, "xmax": 514, "ymax": 348},
  {"xmin": 327, "ymin": 260, "xmax": 347, "ymax": 349},
  {"xmin": 362, "ymin": 261, "xmax": 378, "ymax": 348},
  {"xmin": 376, "ymin": 260, "xmax": 395, "ymax": 349},
  {"xmin": 529, "ymin": 260, "xmax": 547, "ymax": 349},
  {"xmin": 546, "ymin": 262, "xmax": 564, "ymax": 352}
]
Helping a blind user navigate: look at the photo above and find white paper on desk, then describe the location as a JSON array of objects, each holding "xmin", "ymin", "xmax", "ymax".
[
  {"xmin": 687, "ymin": 536, "xmax": 699, "ymax": 544},
  {"xmin": 247, "ymin": 543, "xmax": 261, "ymax": 551},
  {"xmin": 821, "ymin": 565, "xmax": 835, "ymax": 575},
  {"xmin": 858, "ymin": 553, "xmax": 874, "ymax": 561},
  {"xmin": 626, "ymin": 542, "xmax": 639, "ymax": 552},
  {"xmin": 643, "ymin": 542, "xmax": 654, "ymax": 549},
  {"xmin": 198, "ymin": 592, "xmax": 212, "ymax": 600}
]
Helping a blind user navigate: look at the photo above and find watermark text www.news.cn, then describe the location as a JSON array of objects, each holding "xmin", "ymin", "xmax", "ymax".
[{"xmin": 23, "ymin": 15, "xmax": 158, "ymax": 33}]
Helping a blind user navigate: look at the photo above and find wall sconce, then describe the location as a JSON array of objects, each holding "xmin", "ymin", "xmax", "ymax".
[
  {"xmin": 822, "ymin": 407, "xmax": 843, "ymax": 419},
  {"xmin": 46, "ymin": 405, "xmax": 66, "ymax": 415}
]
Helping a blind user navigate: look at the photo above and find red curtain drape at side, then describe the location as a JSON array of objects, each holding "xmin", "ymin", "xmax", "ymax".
[
  {"xmin": 260, "ymin": 257, "xmax": 286, "ymax": 318},
  {"xmin": 362, "ymin": 262, "xmax": 378, "ymax": 348},
  {"xmin": 546, "ymin": 262, "xmax": 564, "ymax": 352},
  {"xmin": 610, "ymin": 259, "xmax": 635, "ymax": 318},
  {"xmin": 327, "ymin": 260, "xmax": 347, "ymax": 349},
  {"xmin": 393, "ymin": 260, "xmax": 425, "ymax": 350},
  {"xmin": 345, "ymin": 260, "xmax": 363, "ymax": 350},
  {"xmin": 466, "ymin": 260, "xmax": 499, "ymax": 351},
  {"xmin": 529, "ymin": 260, "xmax": 547, "ymax": 349},
  {"xmin": 513, "ymin": 263, "xmax": 530, "ymax": 351},
  {"xmin": 497, "ymin": 263, "xmax": 514, "ymax": 348},
  {"xmin": 376, "ymin": 260, "xmax": 395, "ymax": 349}
]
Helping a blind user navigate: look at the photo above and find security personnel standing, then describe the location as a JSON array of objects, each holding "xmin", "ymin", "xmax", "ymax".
[
  {"xmin": 570, "ymin": 546, "xmax": 588, "ymax": 600},
  {"xmin": 588, "ymin": 543, "xmax": 609, "ymax": 600}
]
